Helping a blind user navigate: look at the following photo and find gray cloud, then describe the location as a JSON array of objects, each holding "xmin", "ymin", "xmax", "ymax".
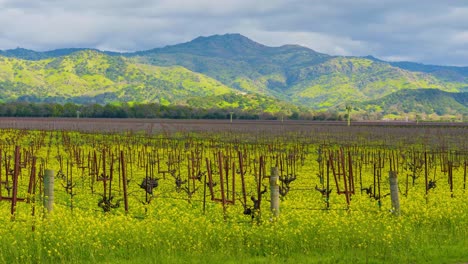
[{"xmin": 0, "ymin": 0, "xmax": 467, "ymax": 65}]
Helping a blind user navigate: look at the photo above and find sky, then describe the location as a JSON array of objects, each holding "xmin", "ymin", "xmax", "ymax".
[{"xmin": 0, "ymin": 0, "xmax": 467, "ymax": 66}]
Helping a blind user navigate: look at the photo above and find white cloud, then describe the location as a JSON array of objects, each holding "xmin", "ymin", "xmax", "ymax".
[
  {"xmin": 0, "ymin": 0, "xmax": 467, "ymax": 65},
  {"xmin": 451, "ymin": 31, "xmax": 468, "ymax": 45},
  {"xmin": 241, "ymin": 30, "xmax": 370, "ymax": 56},
  {"xmin": 380, "ymin": 55, "xmax": 416, "ymax": 62}
]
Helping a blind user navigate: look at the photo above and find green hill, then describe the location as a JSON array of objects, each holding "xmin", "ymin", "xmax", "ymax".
[
  {"xmin": 127, "ymin": 34, "xmax": 466, "ymax": 109},
  {"xmin": 0, "ymin": 47, "xmax": 92, "ymax": 60},
  {"xmin": 0, "ymin": 50, "xmax": 233, "ymax": 103},
  {"xmin": 1, "ymin": 34, "xmax": 468, "ymax": 119},
  {"xmin": 355, "ymin": 89, "xmax": 467, "ymax": 120},
  {"xmin": 363, "ymin": 89, "xmax": 467, "ymax": 113},
  {"xmin": 0, "ymin": 50, "xmax": 300, "ymax": 114}
]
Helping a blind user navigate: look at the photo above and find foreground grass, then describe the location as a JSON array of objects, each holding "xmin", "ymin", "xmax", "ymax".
[{"xmin": 1, "ymin": 188, "xmax": 466, "ymax": 264}]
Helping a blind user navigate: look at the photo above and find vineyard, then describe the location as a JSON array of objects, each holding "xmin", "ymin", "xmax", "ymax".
[{"xmin": 0, "ymin": 119, "xmax": 467, "ymax": 263}]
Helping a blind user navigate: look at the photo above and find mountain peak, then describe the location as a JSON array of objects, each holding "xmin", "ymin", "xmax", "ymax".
[
  {"xmin": 190, "ymin": 33, "xmax": 263, "ymax": 46},
  {"xmin": 0, "ymin": 47, "xmax": 94, "ymax": 60},
  {"xmin": 362, "ymin": 55, "xmax": 382, "ymax": 62},
  {"xmin": 148, "ymin": 33, "xmax": 268, "ymax": 59},
  {"xmin": 6, "ymin": 47, "xmax": 35, "ymax": 52},
  {"xmin": 0, "ymin": 47, "xmax": 41, "ymax": 60},
  {"xmin": 69, "ymin": 49, "xmax": 103, "ymax": 57}
]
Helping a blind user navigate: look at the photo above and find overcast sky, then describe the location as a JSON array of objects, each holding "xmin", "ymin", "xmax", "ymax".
[{"xmin": 1, "ymin": 0, "xmax": 467, "ymax": 66}]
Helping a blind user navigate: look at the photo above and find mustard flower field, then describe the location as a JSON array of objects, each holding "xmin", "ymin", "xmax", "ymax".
[{"xmin": 0, "ymin": 122, "xmax": 467, "ymax": 263}]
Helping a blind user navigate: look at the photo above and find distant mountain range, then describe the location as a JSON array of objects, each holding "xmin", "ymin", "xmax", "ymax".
[{"xmin": 1, "ymin": 33, "xmax": 467, "ymax": 120}]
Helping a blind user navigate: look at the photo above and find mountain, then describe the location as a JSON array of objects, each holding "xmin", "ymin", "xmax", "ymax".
[
  {"xmin": 129, "ymin": 34, "xmax": 331, "ymax": 98},
  {"xmin": 126, "ymin": 34, "xmax": 467, "ymax": 108},
  {"xmin": 388, "ymin": 61, "xmax": 468, "ymax": 83},
  {"xmin": 0, "ymin": 47, "xmax": 92, "ymax": 60},
  {"xmin": 357, "ymin": 89, "xmax": 467, "ymax": 120},
  {"xmin": 0, "ymin": 50, "xmax": 300, "ymax": 114},
  {"xmin": 1, "ymin": 33, "xmax": 468, "ymax": 119}
]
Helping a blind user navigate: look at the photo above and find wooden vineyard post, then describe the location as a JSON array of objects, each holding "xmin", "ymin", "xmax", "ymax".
[
  {"xmin": 217, "ymin": 152, "xmax": 227, "ymax": 219},
  {"xmin": 448, "ymin": 161, "xmax": 453, "ymax": 196},
  {"xmin": 0, "ymin": 149, "xmax": 2, "ymax": 199},
  {"xmin": 464, "ymin": 160, "xmax": 466, "ymax": 190},
  {"xmin": 425, "ymin": 152, "xmax": 428, "ymax": 195},
  {"xmin": 203, "ymin": 165, "xmax": 207, "ymax": 214},
  {"xmin": 389, "ymin": 171, "xmax": 400, "ymax": 216},
  {"xmin": 120, "ymin": 151, "xmax": 129, "ymax": 213},
  {"xmin": 10, "ymin": 146, "xmax": 21, "ymax": 218},
  {"xmin": 326, "ymin": 157, "xmax": 330, "ymax": 209},
  {"xmin": 44, "ymin": 169, "xmax": 54, "ymax": 213},
  {"xmin": 270, "ymin": 167, "xmax": 280, "ymax": 217}
]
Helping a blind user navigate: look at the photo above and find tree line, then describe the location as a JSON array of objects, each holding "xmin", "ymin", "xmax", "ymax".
[{"xmin": 0, "ymin": 102, "xmax": 344, "ymax": 121}]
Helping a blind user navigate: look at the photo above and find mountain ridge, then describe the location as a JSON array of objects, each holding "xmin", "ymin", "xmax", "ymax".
[
  {"xmin": 356, "ymin": 89, "xmax": 467, "ymax": 120},
  {"xmin": 2, "ymin": 33, "xmax": 466, "ymax": 68},
  {"xmin": 1, "ymin": 33, "xmax": 467, "ymax": 119}
]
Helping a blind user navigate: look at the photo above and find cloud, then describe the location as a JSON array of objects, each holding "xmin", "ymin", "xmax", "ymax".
[
  {"xmin": 0, "ymin": 0, "xmax": 467, "ymax": 65},
  {"xmin": 240, "ymin": 30, "xmax": 370, "ymax": 56}
]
